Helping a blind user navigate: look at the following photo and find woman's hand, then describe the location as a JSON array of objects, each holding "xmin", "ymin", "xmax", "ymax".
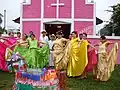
[
  {"xmin": 105, "ymin": 41, "xmax": 114, "ymax": 47},
  {"xmin": 39, "ymin": 41, "xmax": 46, "ymax": 44},
  {"xmin": 94, "ymin": 44, "xmax": 99, "ymax": 47}
]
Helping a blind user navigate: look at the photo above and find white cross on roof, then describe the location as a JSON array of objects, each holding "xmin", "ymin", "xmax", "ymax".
[{"xmin": 51, "ymin": 0, "xmax": 64, "ymax": 19}]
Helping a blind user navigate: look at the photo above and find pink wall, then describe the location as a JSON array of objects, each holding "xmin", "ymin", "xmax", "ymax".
[
  {"xmin": 44, "ymin": 0, "xmax": 56, "ymax": 18},
  {"xmin": 88, "ymin": 38, "xmax": 120, "ymax": 64},
  {"xmin": 23, "ymin": 0, "xmax": 41, "ymax": 18},
  {"xmin": 74, "ymin": 21, "xmax": 93, "ymax": 35},
  {"xmin": 59, "ymin": 0, "xmax": 71, "ymax": 18},
  {"xmin": 22, "ymin": 21, "xmax": 40, "ymax": 39},
  {"xmin": 74, "ymin": 0, "xmax": 93, "ymax": 19},
  {"xmin": 22, "ymin": 0, "xmax": 94, "ymax": 38}
]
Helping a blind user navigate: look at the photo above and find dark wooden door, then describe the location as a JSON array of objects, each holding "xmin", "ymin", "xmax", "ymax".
[{"xmin": 45, "ymin": 24, "xmax": 71, "ymax": 39}]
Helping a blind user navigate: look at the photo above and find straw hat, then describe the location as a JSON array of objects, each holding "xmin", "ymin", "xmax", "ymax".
[
  {"xmin": 51, "ymin": 34, "xmax": 55, "ymax": 37},
  {"xmin": 41, "ymin": 30, "xmax": 47, "ymax": 33}
]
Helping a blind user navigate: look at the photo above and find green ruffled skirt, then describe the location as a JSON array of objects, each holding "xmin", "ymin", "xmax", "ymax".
[
  {"xmin": 14, "ymin": 45, "xmax": 49, "ymax": 68},
  {"xmin": 14, "ymin": 46, "xmax": 28, "ymax": 57}
]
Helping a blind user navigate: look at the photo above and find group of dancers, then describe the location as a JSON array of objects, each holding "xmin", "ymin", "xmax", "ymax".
[
  {"xmin": 0, "ymin": 30, "xmax": 118, "ymax": 82},
  {"xmin": 46, "ymin": 30, "xmax": 118, "ymax": 82}
]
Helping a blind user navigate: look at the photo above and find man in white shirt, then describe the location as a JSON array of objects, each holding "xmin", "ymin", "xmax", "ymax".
[
  {"xmin": 40, "ymin": 30, "xmax": 49, "ymax": 47},
  {"xmin": 48, "ymin": 34, "xmax": 56, "ymax": 66}
]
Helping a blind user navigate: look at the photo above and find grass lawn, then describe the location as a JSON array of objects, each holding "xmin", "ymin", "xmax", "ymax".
[{"xmin": 0, "ymin": 66, "xmax": 120, "ymax": 90}]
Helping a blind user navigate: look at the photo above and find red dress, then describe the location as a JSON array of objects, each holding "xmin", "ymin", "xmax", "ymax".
[
  {"xmin": 84, "ymin": 49, "xmax": 97, "ymax": 72},
  {"xmin": 0, "ymin": 41, "xmax": 8, "ymax": 71},
  {"xmin": 0, "ymin": 38, "xmax": 14, "ymax": 71},
  {"xmin": 84, "ymin": 40, "xmax": 97, "ymax": 72}
]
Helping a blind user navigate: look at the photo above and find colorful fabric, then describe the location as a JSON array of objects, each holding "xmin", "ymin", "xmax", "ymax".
[
  {"xmin": 13, "ymin": 39, "xmax": 28, "ymax": 58},
  {"xmin": 6, "ymin": 52, "xmax": 27, "ymax": 72},
  {"xmin": 14, "ymin": 69, "xmax": 60, "ymax": 90},
  {"xmin": 7, "ymin": 37, "xmax": 17, "ymax": 44},
  {"xmin": 36, "ymin": 45, "xmax": 49, "ymax": 68},
  {"xmin": 57, "ymin": 71, "xmax": 67, "ymax": 89},
  {"xmin": 0, "ymin": 41, "xmax": 8, "ymax": 71},
  {"xmin": 53, "ymin": 38, "xmax": 69, "ymax": 70},
  {"xmin": 96, "ymin": 43, "xmax": 118, "ymax": 81},
  {"xmin": 26, "ymin": 39, "xmax": 49, "ymax": 68},
  {"xmin": 84, "ymin": 49, "xmax": 97, "ymax": 72},
  {"xmin": 26, "ymin": 39, "xmax": 38, "ymax": 67},
  {"xmin": 14, "ymin": 39, "xmax": 49, "ymax": 68},
  {"xmin": 16, "ymin": 83, "xmax": 59, "ymax": 90},
  {"xmin": 29, "ymin": 39, "xmax": 38, "ymax": 49},
  {"xmin": 2, "ymin": 39, "xmax": 13, "ymax": 46},
  {"xmin": 5, "ymin": 48, "xmax": 13, "ymax": 60},
  {"xmin": 14, "ymin": 46, "xmax": 28, "ymax": 58},
  {"xmin": 16, "ymin": 69, "xmax": 57, "ymax": 82},
  {"xmin": 67, "ymin": 38, "xmax": 88, "ymax": 77}
]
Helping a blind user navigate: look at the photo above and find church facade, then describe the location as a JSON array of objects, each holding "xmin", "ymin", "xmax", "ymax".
[
  {"xmin": 21, "ymin": 0, "xmax": 95, "ymax": 39},
  {"xmin": 20, "ymin": 0, "xmax": 120, "ymax": 65}
]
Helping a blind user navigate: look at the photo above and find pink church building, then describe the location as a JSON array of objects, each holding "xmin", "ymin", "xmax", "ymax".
[
  {"xmin": 21, "ymin": 0, "xmax": 120, "ymax": 64},
  {"xmin": 21, "ymin": 0, "xmax": 95, "ymax": 39}
]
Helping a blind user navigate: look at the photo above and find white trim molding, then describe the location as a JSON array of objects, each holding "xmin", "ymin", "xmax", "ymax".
[
  {"xmin": 41, "ymin": 0, "xmax": 44, "ymax": 32},
  {"xmin": 22, "ymin": 18, "xmax": 41, "ymax": 21},
  {"xmin": 22, "ymin": 18, "xmax": 94, "ymax": 22},
  {"xmin": 88, "ymin": 35, "xmax": 120, "ymax": 40},
  {"xmin": 42, "ymin": 19, "xmax": 72, "ymax": 24},
  {"xmin": 71, "ymin": 0, "xmax": 74, "ymax": 32},
  {"xmin": 20, "ymin": 3, "xmax": 23, "ymax": 35},
  {"xmin": 74, "ymin": 19, "xmax": 94, "ymax": 21},
  {"xmin": 51, "ymin": 0, "xmax": 64, "ymax": 19}
]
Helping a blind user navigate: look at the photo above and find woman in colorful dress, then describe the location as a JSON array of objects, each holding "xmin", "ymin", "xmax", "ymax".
[
  {"xmin": 7, "ymin": 32, "xmax": 17, "ymax": 45},
  {"xmin": 52, "ymin": 30, "xmax": 69, "ymax": 70},
  {"xmin": 80, "ymin": 33, "xmax": 97, "ymax": 79},
  {"xmin": 27, "ymin": 34, "xmax": 49, "ymax": 68},
  {"xmin": 67, "ymin": 32, "xmax": 89, "ymax": 77},
  {"xmin": 14, "ymin": 34, "xmax": 28, "ymax": 57},
  {"xmin": 0, "ymin": 40, "xmax": 9, "ymax": 71},
  {"xmin": 52, "ymin": 31, "xmax": 69, "ymax": 89},
  {"xmin": 16, "ymin": 32, "xmax": 21, "ymax": 40},
  {"xmin": 95, "ymin": 36, "xmax": 118, "ymax": 81}
]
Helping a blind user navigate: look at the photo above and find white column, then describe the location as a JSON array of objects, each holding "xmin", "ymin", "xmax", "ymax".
[
  {"xmin": 41, "ymin": 0, "xmax": 44, "ymax": 33},
  {"xmin": 20, "ymin": 3, "xmax": 23, "ymax": 35},
  {"xmin": 71, "ymin": 0, "xmax": 74, "ymax": 33},
  {"xmin": 93, "ymin": 2, "xmax": 96, "ymax": 35},
  {"xmin": 56, "ymin": 0, "xmax": 59, "ymax": 19}
]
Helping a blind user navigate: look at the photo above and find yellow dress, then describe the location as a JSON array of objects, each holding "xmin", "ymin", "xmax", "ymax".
[
  {"xmin": 96, "ymin": 42, "xmax": 118, "ymax": 81},
  {"xmin": 67, "ymin": 38, "xmax": 88, "ymax": 77},
  {"xmin": 53, "ymin": 38, "xmax": 69, "ymax": 70}
]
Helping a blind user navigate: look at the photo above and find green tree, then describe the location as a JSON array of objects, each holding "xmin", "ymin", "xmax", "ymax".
[
  {"xmin": 100, "ymin": 22, "xmax": 112, "ymax": 36},
  {"xmin": 100, "ymin": 4, "xmax": 120, "ymax": 36}
]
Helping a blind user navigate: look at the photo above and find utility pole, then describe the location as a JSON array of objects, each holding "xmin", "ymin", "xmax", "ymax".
[
  {"xmin": 112, "ymin": 23, "xmax": 115, "ymax": 36},
  {"xmin": 4, "ymin": 9, "xmax": 6, "ymax": 30}
]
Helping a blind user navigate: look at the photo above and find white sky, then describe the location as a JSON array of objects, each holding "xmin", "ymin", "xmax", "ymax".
[
  {"xmin": 0, "ymin": 0, "xmax": 119, "ymax": 31},
  {"xmin": 96, "ymin": 0, "xmax": 119, "ymax": 32}
]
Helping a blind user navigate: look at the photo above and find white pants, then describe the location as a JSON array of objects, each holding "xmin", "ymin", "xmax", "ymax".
[{"xmin": 49, "ymin": 51, "xmax": 54, "ymax": 66}]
